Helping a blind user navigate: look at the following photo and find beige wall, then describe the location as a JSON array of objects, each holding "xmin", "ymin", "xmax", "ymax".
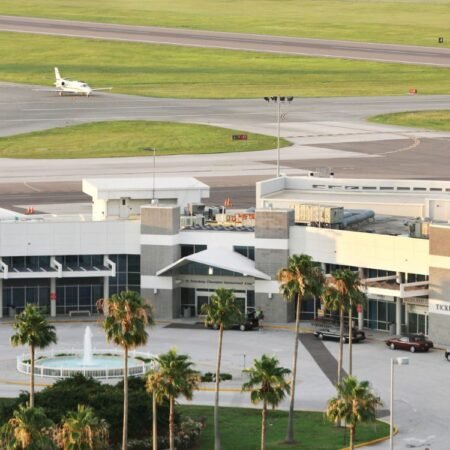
[{"xmin": 289, "ymin": 226, "xmax": 429, "ymax": 274}]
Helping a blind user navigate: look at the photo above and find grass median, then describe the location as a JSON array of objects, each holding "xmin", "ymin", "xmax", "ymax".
[
  {"xmin": 180, "ymin": 405, "xmax": 390, "ymax": 450},
  {"xmin": 1, "ymin": 0, "xmax": 449, "ymax": 47},
  {"xmin": 1, "ymin": 32, "xmax": 449, "ymax": 99},
  {"xmin": 370, "ymin": 110, "xmax": 450, "ymax": 131},
  {"xmin": 0, "ymin": 121, "xmax": 290, "ymax": 159}
]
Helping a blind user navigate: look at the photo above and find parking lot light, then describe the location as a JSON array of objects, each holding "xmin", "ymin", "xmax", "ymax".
[{"xmin": 390, "ymin": 357, "xmax": 410, "ymax": 450}]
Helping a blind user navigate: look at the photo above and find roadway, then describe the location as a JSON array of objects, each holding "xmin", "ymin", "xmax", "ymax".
[{"xmin": 1, "ymin": 15, "xmax": 450, "ymax": 66}]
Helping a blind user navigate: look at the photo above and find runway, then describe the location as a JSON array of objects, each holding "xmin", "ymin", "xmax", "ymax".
[{"xmin": 1, "ymin": 15, "xmax": 450, "ymax": 67}]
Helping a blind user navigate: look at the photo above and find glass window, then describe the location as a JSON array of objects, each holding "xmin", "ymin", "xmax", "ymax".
[
  {"xmin": 65, "ymin": 287, "xmax": 78, "ymax": 307},
  {"xmin": 128, "ymin": 273, "xmax": 140, "ymax": 285},
  {"xmin": 79, "ymin": 286, "xmax": 91, "ymax": 306},
  {"xmin": 12, "ymin": 287, "xmax": 25, "ymax": 308},
  {"xmin": 128, "ymin": 255, "xmax": 140, "ymax": 272},
  {"xmin": 181, "ymin": 245, "xmax": 194, "ymax": 257},
  {"xmin": 26, "ymin": 287, "xmax": 39, "ymax": 305}
]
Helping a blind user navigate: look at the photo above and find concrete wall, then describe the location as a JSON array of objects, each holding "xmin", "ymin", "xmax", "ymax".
[
  {"xmin": 428, "ymin": 225, "xmax": 450, "ymax": 344},
  {"xmin": 254, "ymin": 209, "xmax": 293, "ymax": 321},
  {"xmin": 255, "ymin": 292, "xmax": 294, "ymax": 323},
  {"xmin": 289, "ymin": 226, "xmax": 429, "ymax": 275},
  {"xmin": 255, "ymin": 209, "xmax": 294, "ymax": 239},
  {"xmin": 140, "ymin": 205, "xmax": 181, "ymax": 318},
  {"xmin": 141, "ymin": 206, "xmax": 180, "ymax": 235},
  {"xmin": 0, "ymin": 220, "xmax": 140, "ymax": 256},
  {"xmin": 142, "ymin": 287, "xmax": 181, "ymax": 319}
]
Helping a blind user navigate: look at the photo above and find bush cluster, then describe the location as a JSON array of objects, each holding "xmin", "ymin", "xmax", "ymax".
[
  {"xmin": 200, "ymin": 372, "xmax": 233, "ymax": 382},
  {"xmin": 0, "ymin": 374, "xmax": 170, "ymax": 445}
]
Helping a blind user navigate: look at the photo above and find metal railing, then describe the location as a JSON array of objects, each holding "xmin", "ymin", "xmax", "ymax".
[{"xmin": 17, "ymin": 348, "xmax": 155, "ymax": 380}]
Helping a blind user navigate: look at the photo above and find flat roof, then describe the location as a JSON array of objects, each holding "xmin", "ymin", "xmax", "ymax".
[{"xmin": 84, "ymin": 177, "xmax": 208, "ymax": 191}]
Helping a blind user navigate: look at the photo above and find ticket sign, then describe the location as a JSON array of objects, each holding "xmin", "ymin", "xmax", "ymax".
[
  {"xmin": 232, "ymin": 134, "xmax": 248, "ymax": 140},
  {"xmin": 357, "ymin": 304, "xmax": 363, "ymax": 313},
  {"xmin": 50, "ymin": 292, "xmax": 57, "ymax": 300}
]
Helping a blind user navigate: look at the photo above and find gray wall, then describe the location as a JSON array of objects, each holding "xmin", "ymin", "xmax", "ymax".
[
  {"xmin": 141, "ymin": 205, "xmax": 181, "ymax": 319},
  {"xmin": 256, "ymin": 292, "xmax": 294, "ymax": 323},
  {"xmin": 142, "ymin": 287, "xmax": 181, "ymax": 319},
  {"xmin": 255, "ymin": 209, "xmax": 294, "ymax": 239},
  {"xmin": 141, "ymin": 205, "xmax": 180, "ymax": 235}
]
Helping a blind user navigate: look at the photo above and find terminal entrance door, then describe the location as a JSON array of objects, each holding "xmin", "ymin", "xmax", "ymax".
[{"xmin": 195, "ymin": 290, "xmax": 246, "ymax": 316}]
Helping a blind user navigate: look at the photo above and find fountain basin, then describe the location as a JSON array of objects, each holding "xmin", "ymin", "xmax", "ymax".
[{"xmin": 17, "ymin": 349, "xmax": 155, "ymax": 379}]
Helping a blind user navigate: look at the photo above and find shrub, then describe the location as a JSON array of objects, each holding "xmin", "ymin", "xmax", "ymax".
[
  {"xmin": 200, "ymin": 372, "xmax": 233, "ymax": 382},
  {"xmin": 0, "ymin": 374, "xmax": 170, "ymax": 446}
]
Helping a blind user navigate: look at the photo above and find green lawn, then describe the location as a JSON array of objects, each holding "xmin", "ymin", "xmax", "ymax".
[
  {"xmin": 1, "ymin": 32, "xmax": 450, "ymax": 99},
  {"xmin": 180, "ymin": 405, "xmax": 390, "ymax": 450},
  {"xmin": 0, "ymin": 121, "xmax": 290, "ymax": 159},
  {"xmin": 370, "ymin": 110, "xmax": 450, "ymax": 131},
  {"xmin": 1, "ymin": 0, "xmax": 449, "ymax": 47}
]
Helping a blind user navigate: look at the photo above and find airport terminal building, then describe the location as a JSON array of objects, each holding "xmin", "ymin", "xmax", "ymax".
[{"xmin": 1, "ymin": 175, "xmax": 450, "ymax": 345}]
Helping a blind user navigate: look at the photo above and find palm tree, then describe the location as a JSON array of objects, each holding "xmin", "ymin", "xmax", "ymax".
[
  {"xmin": 98, "ymin": 290, "xmax": 154, "ymax": 450},
  {"xmin": 242, "ymin": 355, "xmax": 291, "ymax": 450},
  {"xmin": 150, "ymin": 349, "xmax": 199, "ymax": 450},
  {"xmin": 146, "ymin": 369, "xmax": 168, "ymax": 450},
  {"xmin": 277, "ymin": 254, "xmax": 324, "ymax": 443},
  {"xmin": 58, "ymin": 404, "xmax": 109, "ymax": 450},
  {"xmin": 322, "ymin": 269, "xmax": 365, "ymax": 383},
  {"xmin": 326, "ymin": 376, "xmax": 382, "ymax": 450},
  {"xmin": 11, "ymin": 304, "xmax": 57, "ymax": 407},
  {"xmin": 201, "ymin": 288, "xmax": 242, "ymax": 450},
  {"xmin": 0, "ymin": 404, "xmax": 56, "ymax": 450}
]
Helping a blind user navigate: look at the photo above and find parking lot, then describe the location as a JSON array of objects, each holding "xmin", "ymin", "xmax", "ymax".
[{"xmin": 0, "ymin": 320, "xmax": 448, "ymax": 449}]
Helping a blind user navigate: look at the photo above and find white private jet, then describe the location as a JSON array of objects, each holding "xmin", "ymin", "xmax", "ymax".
[{"xmin": 35, "ymin": 68, "xmax": 112, "ymax": 96}]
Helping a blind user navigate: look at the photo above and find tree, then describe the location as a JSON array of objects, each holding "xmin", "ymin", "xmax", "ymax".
[
  {"xmin": 326, "ymin": 376, "xmax": 382, "ymax": 450},
  {"xmin": 277, "ymin": 254, "xmax": 324, "ymax": 443},
  {"xmin": 201, "ymin": 288, "xmax": 242, "ymax": 450},
  {"xmin": 11, "ymin": 304, "xmax": 57, "ymax": 408},
  {"xmin": 322, "ymin": 269, "xmax": 365, "ymax": 383},
  {"xmin": 0, "ymin": 404, "xmax": 56, "ymax": 450},
  {"xmin": 57, "ymin": 404, "xmax": 109, "ymax": 450},
  {"xmin": 145, "ymin": 369, "xmax": 168, "ymax": 450},
  {"xmin": 242, "ymin": 355, "xmax": 291, "ymax": 450},
  {"xmin": 148, "ymin": 349, "xmax": 199, "ymax": 450},
  {"xmin": 98, "ymin": 291, "xmax": 154, "ymax": 450}
]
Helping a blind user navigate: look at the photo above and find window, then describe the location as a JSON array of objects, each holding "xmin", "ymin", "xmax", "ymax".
[
  {"xmin": 181, "ymin": 244, "xmax": 207, "ymax": 257},
  {"xmin": 234, "ymin": 246, "xmax": 255, "ymax": 261}
]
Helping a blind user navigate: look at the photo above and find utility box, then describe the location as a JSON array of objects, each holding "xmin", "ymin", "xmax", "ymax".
[{"xmin": 292, "ymin": 204, "xmax": 344, "ymax": 226}]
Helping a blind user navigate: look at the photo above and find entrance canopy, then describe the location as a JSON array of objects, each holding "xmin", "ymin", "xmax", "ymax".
[{"xmin": 156, "ymin": 247, "xmax": 271, "ymax": 280}]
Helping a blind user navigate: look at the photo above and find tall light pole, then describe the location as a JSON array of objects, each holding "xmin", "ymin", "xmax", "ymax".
[
  {"xmin": 264, "ymin": 96, "xmax": 294, "ymax": 177},
  {"xmin": 390, "ymin": 356, "xmax": 410, "ymax": 450}
]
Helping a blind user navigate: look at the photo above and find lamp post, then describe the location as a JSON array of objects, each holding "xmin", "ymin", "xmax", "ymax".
[
  {"xmin": 390, "ymin": 356, "xmax": 409, "ymax": 450},
  {"xmin": 263, "ymin": 96, "xmax": 294, "ymax": 177}
]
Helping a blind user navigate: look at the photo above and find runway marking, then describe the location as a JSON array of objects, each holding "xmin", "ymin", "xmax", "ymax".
[{"xmin": 23, "ymin": 182, "xmax": 42, "ymax": 192}]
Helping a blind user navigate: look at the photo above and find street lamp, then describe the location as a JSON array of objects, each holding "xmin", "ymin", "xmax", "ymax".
[
  {"xmin": 263, "ymin": 96, "xmax": 294, "ymax": 177},
  {"xmin": 390, "ymin": 356, "xmax": 409, "ymax": 450}
]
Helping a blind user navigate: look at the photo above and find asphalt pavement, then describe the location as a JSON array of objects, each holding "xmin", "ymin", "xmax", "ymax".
[{"xmin": 1, "ymin": 15, "xmax": 450, "ymax": 66}]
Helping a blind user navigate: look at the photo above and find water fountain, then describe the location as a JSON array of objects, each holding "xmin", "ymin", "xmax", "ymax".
[{"xmin": 17, "ymin": 326, "xmax": 154, "ymax": 379}]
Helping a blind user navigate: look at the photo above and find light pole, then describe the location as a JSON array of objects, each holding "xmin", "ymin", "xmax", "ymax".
[
  {"xmin": 264, "ymin": 96, "xmax": 294, "ymax": 177},
  {"xmin": 390, "ymin": 356, "xmax": 409, "ymax": 450}
]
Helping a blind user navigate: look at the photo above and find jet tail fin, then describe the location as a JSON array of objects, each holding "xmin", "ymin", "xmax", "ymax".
[{"xmin": 54, "ymin": 67, "xmax": 61, "ymax": 81}]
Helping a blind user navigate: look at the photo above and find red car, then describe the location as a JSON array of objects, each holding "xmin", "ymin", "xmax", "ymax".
[{"xmin": 385, "ymin": 334, "xmax": 433, "ymax": 353}]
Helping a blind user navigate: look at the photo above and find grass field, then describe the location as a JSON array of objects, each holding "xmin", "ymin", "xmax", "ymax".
[
  {"xmin": 1, "ymin": 0, "xmax": 449, "ymax": 47},
  {"xmin": 1, "ymin": 32, "xmax": 449, "ymax": 99},
  {"xmin": 370, "ymin": 110, "xmax": 450, "ymax": 131},
  {"xmin": 0, "ymin": 121, "xmax": 289, "ymax": 159},
  {"xmin": 180, "ymin": 405, "xmax": 390, "ymax": 450}
]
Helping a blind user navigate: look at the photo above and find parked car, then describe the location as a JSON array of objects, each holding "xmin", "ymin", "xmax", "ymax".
[
  {"xmin": 313, "ymin": 327, "xmax": 366, "ymax": 343},
  {"xmin": 206, "ymin": 311, "xmax": 260, "ymax": 331},
  {"xmin": 445, "ymin": 348, "xmax": 450, "ymax": 361},
  {"xmin": 385, "ymin": 334, "xmax": 434, "ymax": 353}
]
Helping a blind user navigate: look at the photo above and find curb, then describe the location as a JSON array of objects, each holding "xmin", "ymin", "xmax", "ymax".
[{"xmin": 339, "ymin": 420, "xmax": 396, "ymax": 450}]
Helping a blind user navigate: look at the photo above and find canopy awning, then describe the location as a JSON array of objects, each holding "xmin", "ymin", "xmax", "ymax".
[{"xmin": 156, "ymin": 247, "xmax": 271, "ymax": 280}]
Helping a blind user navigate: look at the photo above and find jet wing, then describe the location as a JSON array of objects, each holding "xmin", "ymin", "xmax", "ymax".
[{"xmin": 91, "ymin": 87, "xmax": 112, "ymax": 91}]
